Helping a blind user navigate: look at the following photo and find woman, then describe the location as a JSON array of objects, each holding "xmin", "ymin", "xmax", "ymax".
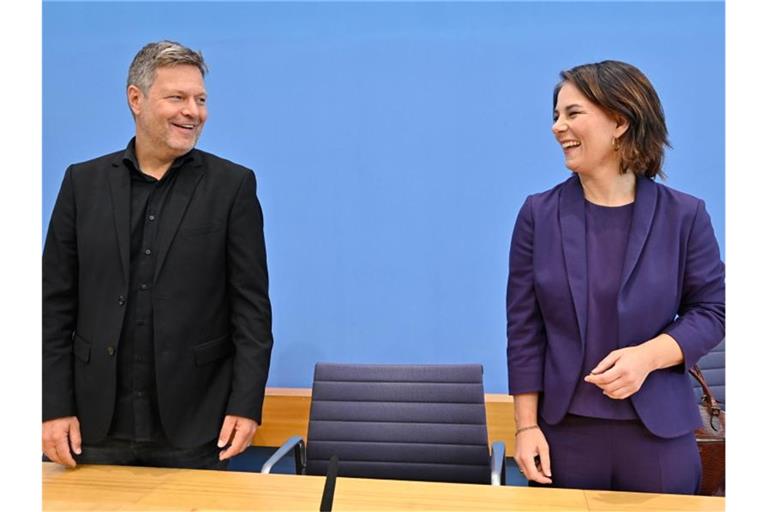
[{"xmin": 506, "ymin": 60, "xmax": 724, "ymax": 494}]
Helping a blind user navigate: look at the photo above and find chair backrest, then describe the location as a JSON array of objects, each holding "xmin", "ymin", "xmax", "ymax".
[
  {"xmin": 305, "ymin": 363, "xmax": 491, "ymax": 484},
  {"xmin": 690, "ymin": 339, "xmax": 725, "ymax": 408}
]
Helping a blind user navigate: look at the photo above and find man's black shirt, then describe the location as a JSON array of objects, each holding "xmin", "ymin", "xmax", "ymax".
[{"xmin": 109, "ymin": 139, "xmax": 194, "ymax": 442}]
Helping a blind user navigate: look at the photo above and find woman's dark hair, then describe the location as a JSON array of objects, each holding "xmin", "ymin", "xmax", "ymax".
[{"xmin": 553, "ymin": 60, "xmax": 670, "ymax": 179}]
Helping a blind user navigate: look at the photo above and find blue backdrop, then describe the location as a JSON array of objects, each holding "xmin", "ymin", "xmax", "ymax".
[{"xmin": 43, "ymin": 1, "xmax": 724, "ymax": 392}]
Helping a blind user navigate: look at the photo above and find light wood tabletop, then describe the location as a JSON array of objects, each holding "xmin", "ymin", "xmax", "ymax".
[{"xmin": 42, "ymin": 462, "xmax": 724, "ymax": 512}]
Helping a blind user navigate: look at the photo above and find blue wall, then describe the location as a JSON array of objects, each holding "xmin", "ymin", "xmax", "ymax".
[{"xmin": 43, "ymin": 1, "xmax": 724, "ymax": 392}]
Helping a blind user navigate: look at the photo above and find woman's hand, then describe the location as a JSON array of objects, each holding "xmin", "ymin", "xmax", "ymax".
[
  {"xmin": 514, "ymin": 427, "xmax": 552, "ymax": 484},
  {"xmin": 584, "ymin": 334, "xmax": 684, "ymax": 399},
  {"xmin": 584, "ymin": 345, "xmax": 654, "ymax": 399}
]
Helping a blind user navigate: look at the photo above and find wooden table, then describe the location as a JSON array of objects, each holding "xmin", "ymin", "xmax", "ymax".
[{"xmin": 42, "ymin": 463, "xmax": 724, "ymax": 511}]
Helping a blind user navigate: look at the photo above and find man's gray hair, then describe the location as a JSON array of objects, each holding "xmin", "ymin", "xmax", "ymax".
[{"xmin": 127, "ymin": 40, "xmax": 208, "ymax": 93}]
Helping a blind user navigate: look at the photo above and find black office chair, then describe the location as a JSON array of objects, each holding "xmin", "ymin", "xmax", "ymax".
[{"xmin": 261, "ymin": 363, "xmax": 506, "ymax": 485}]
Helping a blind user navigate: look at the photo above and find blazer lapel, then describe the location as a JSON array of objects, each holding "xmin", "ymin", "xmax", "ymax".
[
  {"xmin": 107, "ymin": 160, "xmax": 131, "ymax": 285},
  {"xmin": 559, "ymin": 175, "xmax": 588, "ymax": 346},
  {"xmin": 620, "ymin": 176, "xmax": 658, "ymax": 291},
  {"xmin": 152, "ymin": 159, "xmax": 204, "ymax": 283}
]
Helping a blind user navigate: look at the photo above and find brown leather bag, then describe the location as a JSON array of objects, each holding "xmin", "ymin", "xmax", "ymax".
[{"xmin": 689, "ymin": 365, "xmax": 725, "ymax": 496}]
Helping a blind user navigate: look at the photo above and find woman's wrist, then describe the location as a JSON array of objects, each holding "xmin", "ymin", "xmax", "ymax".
[
  {"xmin": 512, "ymin": 392, "xmax": 540, "ymax": 429},
  {"xmin": 515, "ymin": 425, "xmax": 540, "ymax": 436},
  {"xmin": 643, "ymin": 334, "xmax": 684, "ymax": 371}
]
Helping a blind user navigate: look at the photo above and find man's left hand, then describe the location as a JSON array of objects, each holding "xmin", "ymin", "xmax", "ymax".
[{"xmin": 217, "ymin": 415, "xmax": 258, "ymax": 460}]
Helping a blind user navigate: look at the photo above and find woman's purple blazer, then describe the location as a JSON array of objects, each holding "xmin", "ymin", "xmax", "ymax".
[{"xmin": 506, "ymin": 174, "xmax": 725, "ymax": 438}]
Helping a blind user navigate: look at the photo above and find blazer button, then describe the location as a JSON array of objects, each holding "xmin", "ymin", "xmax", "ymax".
[
  {"xmin": 117, "ymin": 296, "xmax": 126, "ymax": 306},
  {"xmin": 107, "ymin": 346, "xmax": 116, "ymax": 356}
]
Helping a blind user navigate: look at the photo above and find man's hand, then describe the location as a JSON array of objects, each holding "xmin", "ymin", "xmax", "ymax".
[
  {"xmin": 217, "ymin": 415, "xmax": 258, "ymax": 460},
  {"xmin": 42, "ymin": 416, "xmax": 81, "ymax": 468},
  {"xmin": 514, "ymin": 427, "xmax": 552, "ymax": 484}
]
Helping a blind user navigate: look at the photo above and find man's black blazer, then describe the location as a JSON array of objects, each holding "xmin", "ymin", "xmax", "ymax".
[{"xmin": 43, "ymin": 147, "xmax": 274, "ymax": 448}]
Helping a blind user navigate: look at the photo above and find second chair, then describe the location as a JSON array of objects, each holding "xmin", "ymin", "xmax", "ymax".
[{"xmin": 261, "ymin": 362, "xmax": 506, "ymax": 485}]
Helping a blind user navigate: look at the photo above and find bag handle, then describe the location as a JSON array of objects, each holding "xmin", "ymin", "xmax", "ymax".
[{"xmin": 688, "ymin": 365, "xmax": 723, "ymax": 428}]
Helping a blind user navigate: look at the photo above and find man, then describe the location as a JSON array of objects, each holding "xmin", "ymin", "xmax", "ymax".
[{"xmin": 42, "ymin": 41, "xmax": 273, "ymax": 469}]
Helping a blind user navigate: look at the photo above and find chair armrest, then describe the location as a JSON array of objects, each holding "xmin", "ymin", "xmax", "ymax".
[
  {"xmin": 260, "ymin": 435, "xmax": 307, "ymax": 474},
  {"xmin": 490, "ymin": 441, "xmax": 506, "ymax": 486}
]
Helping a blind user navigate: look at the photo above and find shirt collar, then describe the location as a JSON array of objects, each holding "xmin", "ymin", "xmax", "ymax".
[{"xmin": 121, "ymin": 137, "xmax": 198, "ymax": 178}]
